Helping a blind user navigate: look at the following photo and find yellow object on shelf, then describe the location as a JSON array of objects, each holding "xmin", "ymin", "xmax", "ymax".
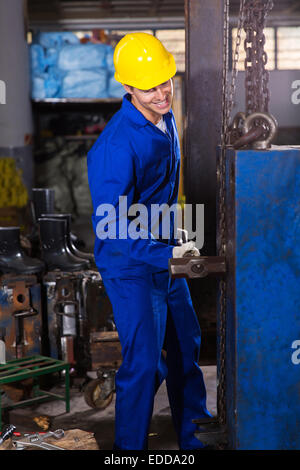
[{"xmin": 0, "ymin": 157, "xmax": 28, "ymax": 209}]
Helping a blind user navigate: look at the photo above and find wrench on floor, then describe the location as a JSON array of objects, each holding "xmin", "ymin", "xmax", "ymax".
[
  {"xmin": 0, "ymin": 424, "xmax": 16, "ymax": 446},
  {"xmin": 13, "ymin": 429, "xmax": 65, "ymax": 450}
]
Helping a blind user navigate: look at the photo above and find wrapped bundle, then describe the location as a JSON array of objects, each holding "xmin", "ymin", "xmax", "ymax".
[
  {"xmin": 58, "ymin": 44, "xmax": 108, "ymax": 71},
  {"xmin": 61, "ymin": 69, "xmax": 108, "ymax": 98}
]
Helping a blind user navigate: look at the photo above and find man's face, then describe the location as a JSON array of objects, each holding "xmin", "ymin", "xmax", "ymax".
[{"xmin": 124, "ymin": 79, "xmax": 173, "ymax": 125}]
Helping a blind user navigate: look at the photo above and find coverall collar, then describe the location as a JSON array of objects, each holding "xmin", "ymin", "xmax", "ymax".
[{"xmin": 122, "ymin": 93, "xmax": 172, "ymax": 128}]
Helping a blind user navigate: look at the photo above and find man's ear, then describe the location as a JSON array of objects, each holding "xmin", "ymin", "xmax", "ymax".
[{"xmin": 123, "ymin": 84, "xmax": 133, "ymax": 95}]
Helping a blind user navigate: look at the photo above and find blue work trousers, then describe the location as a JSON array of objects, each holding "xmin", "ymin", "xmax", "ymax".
[{"xmin": 102, "ymin": 270, "xmax": 211, "ymax": 450}]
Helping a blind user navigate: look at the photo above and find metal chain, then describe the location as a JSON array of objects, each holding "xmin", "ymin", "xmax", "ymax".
[
  {"xmin": 225, "ymin": 0, "xmax": 246, "ymax": 143},
  {"xmin": 217, "ymin": 0, "xmax": 230, "ymax": 427},
  {"xmin": 243, "ymin": 0, "xmax": 274, "ymax": 116},
  {"xmin": 218, "ymin": 0, "xmax": 246, "ymax": 428}
]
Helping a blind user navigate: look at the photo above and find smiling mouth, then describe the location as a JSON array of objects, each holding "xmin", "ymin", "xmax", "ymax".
[{"xmin": 153, "ymin": 98, "xmax": 169, "ymax": 108}]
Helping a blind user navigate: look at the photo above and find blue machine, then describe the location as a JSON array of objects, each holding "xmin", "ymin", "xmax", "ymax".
[{"xmin": 224, "ymin": 146, "xmax": 300, "ymax": 449}]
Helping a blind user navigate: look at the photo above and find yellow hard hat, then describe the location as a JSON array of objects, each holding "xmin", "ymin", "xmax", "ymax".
[{"xmin": 113, "ymin": 32, "xmax": 177, "ymax": 90}]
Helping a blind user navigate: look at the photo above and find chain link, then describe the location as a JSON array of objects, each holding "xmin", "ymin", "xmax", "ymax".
[
  {"xmin": 244, "ymin": 0, "xmax": 274, "ymax": 116},
  {"xmin": 224, "ymin": 0, "xmax": 246, "ymax": 144},
  {"xmin": 217, "ymin": 0, "xmax": 230, "ymax": 427},
  {"xmin": 218, "ymin": 0, "xmax": 246, "ymax": 427}
]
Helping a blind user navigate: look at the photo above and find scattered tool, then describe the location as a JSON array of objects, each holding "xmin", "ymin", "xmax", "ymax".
[
  {"xmin": 0, "ymin": 424, "xmax": 16, "ymax": 446},
  {"xmin": 12, "ymin": 428, "xmax": 65, "ymax": 451}
]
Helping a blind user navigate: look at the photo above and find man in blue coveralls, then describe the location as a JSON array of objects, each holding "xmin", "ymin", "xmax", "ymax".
[{"xmin": 87, "ymin": 32, "xmax": 211, "ymax": 450}]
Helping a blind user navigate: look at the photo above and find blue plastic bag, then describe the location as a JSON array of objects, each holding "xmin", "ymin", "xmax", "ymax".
[
  {"xmin": 61, "ymin": 69, "xmax": 108, "ymax": 98},
  {"xmin": 105, "ymin": 45, "xmax": 115, "ymax": 74},
  {"xmin": 30, "ymin": 44, "xmax": 46, "ymax": 75},
  {"xmin": 31, "ymin": 72, "xmax": 61, "ymax": 99},
  {"xmin": 33, "ymin": 32, "xmax": 79, "ymax": 49},
  {"xmin": 31, "ymin": 76, "xmax": 46, "ymax": 99},
  {"xmin": 108, "ymin": 75, "xmax": 124, "ymax": 98},
  {"xmin": 45, "ymin": 74, "xmax": 61, "ymax": 98},
  {"xmin": 58, "ymin": 44, "xmax": 108, "ymax": 71},
  {"xmin": 45, "ymin": 48, "xmax": 58, "ymax": 67},
  {"xmin": 47, "ymin": 65, "xmax": 65, "ymax": 81}
]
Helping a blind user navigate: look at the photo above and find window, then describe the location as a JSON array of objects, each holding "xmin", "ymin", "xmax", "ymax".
[
  {"xmin": 277, "ymin": 27, "xmax": 300, "ymax": 70},
  {"xmin": 155, "ymin": 29, "xmax": 185, "ymax": 72},
  {"xmin": 232, "ymin": 25, "xmax": 300, "ymax": 71}
]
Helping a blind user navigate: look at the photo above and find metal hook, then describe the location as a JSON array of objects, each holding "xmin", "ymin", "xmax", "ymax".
[{"xmin": 242, "ymin": 112, "xmax": 278, "ymax": 149}]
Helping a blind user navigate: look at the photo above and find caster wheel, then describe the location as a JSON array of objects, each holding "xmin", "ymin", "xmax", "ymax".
[{"xmin": 83, "ymin": 378, "xmax": 114, "ymax": 409}]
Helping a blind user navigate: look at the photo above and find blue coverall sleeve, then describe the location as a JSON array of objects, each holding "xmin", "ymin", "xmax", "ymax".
[{"xmin": 87, "ymin": 140, "xmax": 174, "ymax": 270}]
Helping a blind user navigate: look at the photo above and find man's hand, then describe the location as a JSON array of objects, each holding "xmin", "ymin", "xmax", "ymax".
[
  {"xmin": 172, "ymin": 241, "xmax": 200, "ymax": 258},
  {"xmin": 176, "ymin": 228, "xmax": 189, "ymax": 246}
]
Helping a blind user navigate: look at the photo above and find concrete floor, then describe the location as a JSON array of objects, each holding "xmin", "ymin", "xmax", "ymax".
[{"xmin": 4, "ymin": 365, "xmax": 217, "ymax": 450}]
